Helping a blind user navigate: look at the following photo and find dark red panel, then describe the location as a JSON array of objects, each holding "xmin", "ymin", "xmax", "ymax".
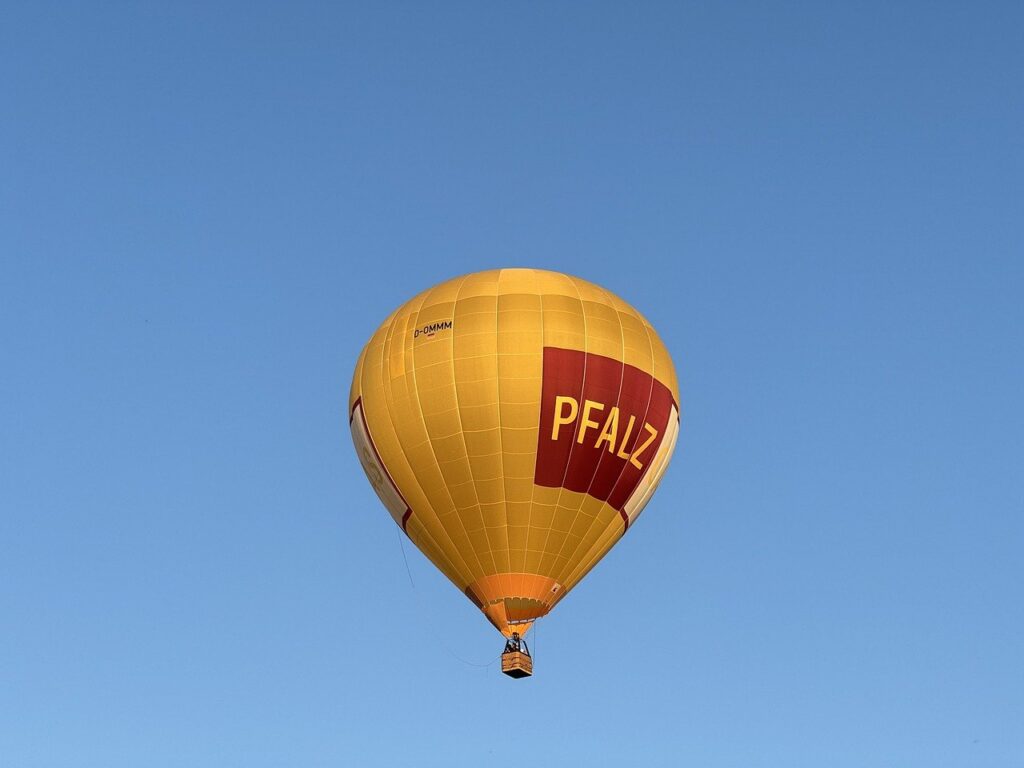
[{"xmin": 534, "ymin": 347, "xmax": 674, "ymax": 513}]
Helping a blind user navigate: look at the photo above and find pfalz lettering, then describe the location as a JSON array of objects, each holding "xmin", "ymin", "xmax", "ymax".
[{"xmin": 549, "ymin": 395, "xmax": 659, "ymax": 470}]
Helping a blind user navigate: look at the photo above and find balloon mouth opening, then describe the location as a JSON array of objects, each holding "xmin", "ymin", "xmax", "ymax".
[{"xmin": 464, "ymin": 574, "xmax": 561, "ymax": 637}]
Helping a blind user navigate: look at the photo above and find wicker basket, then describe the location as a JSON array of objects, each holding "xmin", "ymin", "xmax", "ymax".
[{"xmin": 501, "ymin": 651, "xmax": 533, "ymax": 678}]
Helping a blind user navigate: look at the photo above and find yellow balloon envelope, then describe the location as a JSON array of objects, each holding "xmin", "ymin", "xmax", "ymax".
[{"xmin": 349, "ymin": 268, "xmax": 680, "ymax": 647}]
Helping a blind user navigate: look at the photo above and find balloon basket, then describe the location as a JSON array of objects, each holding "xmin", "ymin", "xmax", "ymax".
[
  {"xmin": 501, "ymin": 651, "xmax": 532, "ymax": 678},
  {"xmin": 500, "ymin": 633, "xmax": 533, "ymax": 678}
]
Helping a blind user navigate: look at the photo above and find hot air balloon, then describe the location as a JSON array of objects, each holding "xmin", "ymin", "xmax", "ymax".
[{"xmin": 349, "ymin": 268, "xmax": 680, "ymax": 677}]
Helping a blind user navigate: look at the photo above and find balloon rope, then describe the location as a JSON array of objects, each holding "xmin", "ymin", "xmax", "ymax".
[
  {"xmin": 533, "ymin": 616, "xmax": 538, "ymax": 659},
  {"xmin": 395, "ymin": 528, "xmax": 502, "ymax": 670},
  {"xmin": 397, "ymin": 526, "xmax": 415, "ymax": 589}
]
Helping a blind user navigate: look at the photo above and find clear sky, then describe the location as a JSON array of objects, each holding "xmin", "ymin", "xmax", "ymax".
[{"xmin": 2, "ymin": 2, "xmax": 1022, "ymax": 766}]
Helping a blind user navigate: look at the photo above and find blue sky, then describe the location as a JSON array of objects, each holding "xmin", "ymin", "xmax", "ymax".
[{"xmin": 2, "ymin": 2, "xmax": 1022, "ymax": 766}]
